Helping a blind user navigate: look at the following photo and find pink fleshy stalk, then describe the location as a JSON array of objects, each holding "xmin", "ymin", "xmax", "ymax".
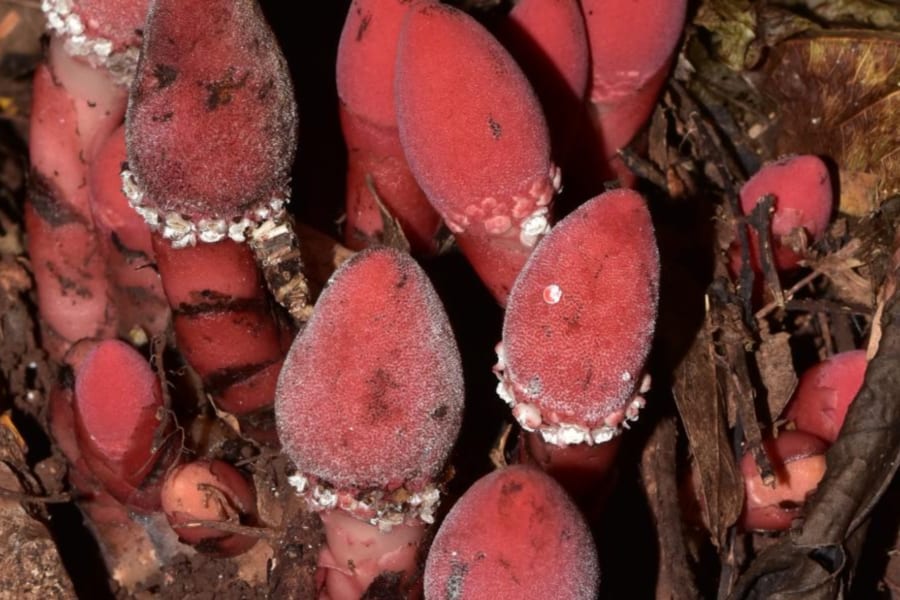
[
  {"xmin": 27, "ymin": 58, "xmax": 118, "ymax": 358},
  {"xmin": 72, "ymin": 339, "xmax": 179, "ymax": 511},
  {"xmin": 124, "ymin": 0, "xmax": 300, "ymax": 414},
  {"xmin": 740, "ymin": 431, "xmax": 829, "ymax": 531},
  {"xmin": 395, "ymin": 2, "xmax": 558, "ymax": 305},
  {"xmin": 783, "ymin": 350, "xmax": 867, "ymax": 444},
  {"xmin": 90, "ymin": 125, "xmax": 170, "ymax": 338},
  {"xmin": 161, "ymin": 459, "xmax": 258, "ymax": 556},
  {"xmin": 518, "ymin": 431, "xmax": 621, "ymax": 519},
  {"xmin": 275, "ymin": 247, "xmax": 464, "ymax": 599},
  {"xmin": 152, "ymin": 239, "xmax": 287, "ymax": 415},
  {"xmin": 496, "ymin": 189, "xmax": 659, "ymax": 507},
  {"xmin": 495, "ymin": 0, "xmax": 589, "ymax": 171},
  {"xmin": 739, "ymin": 154, "xmax": 834, "ymax": 271},
  {"xmin": 337, "ymin": 0, "xmax": 441, "ymax": 253},
  {"xmin": 28, "ymin": 0, "xmax": 151, "ymax": 358},
  {"xmin": 45, "ymin": 37, "xmax": 129, "ymax": 160},
  {"xmin": 578, "ymin": 0, "xmax": 687, "ymax": 191},
  {"xmin": 424, "ymin": 465, "xmax": 600, "ymax": 599}
]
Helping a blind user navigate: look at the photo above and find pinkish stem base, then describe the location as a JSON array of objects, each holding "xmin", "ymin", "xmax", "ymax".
[
  {"xmin": 518, "ymin": 431, "xmax": 621, "ymax": 521},
  {"xmin": 317, "ymin": 510, "xmax": 424, "ymax": 600}
]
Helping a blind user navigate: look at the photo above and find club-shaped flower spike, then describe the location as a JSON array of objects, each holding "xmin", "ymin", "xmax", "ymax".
[
  {"xmin": 425, "ymin": 465, "xmax": 600, "ymax": 599},
  {"xmin": 275, "ymin": 246, "xmax": 464, "ymax": 597},
  {"xmin": 125, "ymin": 0, "xmax": 312, "ymax": 324},
  {"xmin": 124, "ymin": 0, "xmax": 296, "ymax": 249},
  {"xmin": 395, "ymin": 1, "xmax": 559, "ymax": 304},
  {"xmin": 496, "ymin": 189, "xmax": 659, "ymax": 445},
  {"xmin": 123, "ymin": 0, "xmax": 305, "ymax": 414}
]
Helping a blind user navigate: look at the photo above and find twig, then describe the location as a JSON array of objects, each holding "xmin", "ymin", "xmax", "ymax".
[
  {"xmin": 177, "ymin": 519, "xmax": 276, "ymax": 541},
  {"xmin": 0, "ymin": 486, "xmax": 72, "ymax": 504},
  {"xmin": 754, "ymin": 239, "xmax": 864, "ymax": 320},
  {"xmin": 746, "ymin": 195, "xmax": 783, "ymax": 306}
]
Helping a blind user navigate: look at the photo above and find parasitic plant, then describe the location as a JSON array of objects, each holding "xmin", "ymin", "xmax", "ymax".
[
  {"xmin": 395, "ymin": 1, "xmax": 559, "ymax": 304},
  {"xmin": 276, "ymin": 247, "xmax": 463, "ymax": 599},
  {"xmin": 425, "ymin": 465, "xmax": 600, "ymax": 599},
  {"xmin": 124, "ymin": 0, "xmax": 303, "ymax": 414},
  {"xmin": 496, "ymin": 189, "xmax": 659, "ymax": 506},
  {"xmin": 72, "ymin": 339, "xmax": 178, "ymax": 511},
  {"xmin": 783, "ymin": 350, "xmax": 867, "ymax": 444},
  {"xmin": 161, "ymin": 459, "xmax": 258, "ymax": 556}
]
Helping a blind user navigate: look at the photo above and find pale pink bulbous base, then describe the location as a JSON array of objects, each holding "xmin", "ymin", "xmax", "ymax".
[{"xmin": 318, "ymin": 510, "xmax": 424, "ymax": 600}]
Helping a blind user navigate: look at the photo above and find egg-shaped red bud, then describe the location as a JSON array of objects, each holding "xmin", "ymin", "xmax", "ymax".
[
  {"xmin": 126, "ymin": 0, "xmax": 296, "ymax": 224},
  {"xmin": 740, "ymin": 155, "xmax": 833, "ymax": 271},
  {"xmin": 784, "ymin": 350, "xmax": 867, "ymax": 444},
  {"xmin": 498, "ymin": 189, "xmax": 659, "ymax": 444},
  {"xmin": 740, "ymin": 431, "xmax": 829, "ymax": 532},
  {"xmin": 275, "ymin": 247, "xmax": 463, "ymax": 514},
  {"xmin": 425, "ymin": 465, "xmax": 600, "ymax": 599},
  {"xmin": 395, "ymin": 1, "xmax": 557, "ymax": 303},
  {"xmin": 161, "ymin": 459, "xmax": 258, "ymax": 556},
  {"xmin": 73, "ymin": 339, "xmax": 176, "ymax": 509}
]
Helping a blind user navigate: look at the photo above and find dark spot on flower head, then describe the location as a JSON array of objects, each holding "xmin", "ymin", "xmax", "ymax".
[
  {"xmin": 365, "ymin": 368, "xmax": 401, "ymax": 421},
  {"xmin": 501, "ymin": 479, "xmax": 523, "ymax": 497},
  {"xmin": 257, "ymin": 79, "xmax": 274, "ymax": 101},
  {"xmin": 445, "ymin": 560, "xmax": 468, "ymax": 600},
  {"xmin": 396, "ymin": 269, "xmax": 409, "ymax": 289},
  {"xmin": 153, "ymin": 63, "xmax": 178, "ymax": 89},
  {"xmin": 356, "ymin": 12, "xmax": 372, "ymax": 41},
  {"xmin": 488, "ymin": 115, "xmax": 502, "ymax": 140},
  {"xmin": 205, "ymin": 70, "xmax": 249, "ymax": 111}
]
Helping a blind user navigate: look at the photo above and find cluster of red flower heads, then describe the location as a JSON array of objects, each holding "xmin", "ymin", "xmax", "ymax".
[{"xmin": 28, "ymin": 0, "xmax": 856, "ymax": 598}]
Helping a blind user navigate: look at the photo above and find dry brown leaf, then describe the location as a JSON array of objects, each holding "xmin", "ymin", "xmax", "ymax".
[
  {"xmin": 673, "ymin": 307, "xmax": 744, "ymax": 547},
  {"xmin": 755, "ymin": 328, "xmax": 797, "ymax": 422},
  {"xmin": 760, "ymin": 33, "xmax": 900, "ymax": 215}
]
